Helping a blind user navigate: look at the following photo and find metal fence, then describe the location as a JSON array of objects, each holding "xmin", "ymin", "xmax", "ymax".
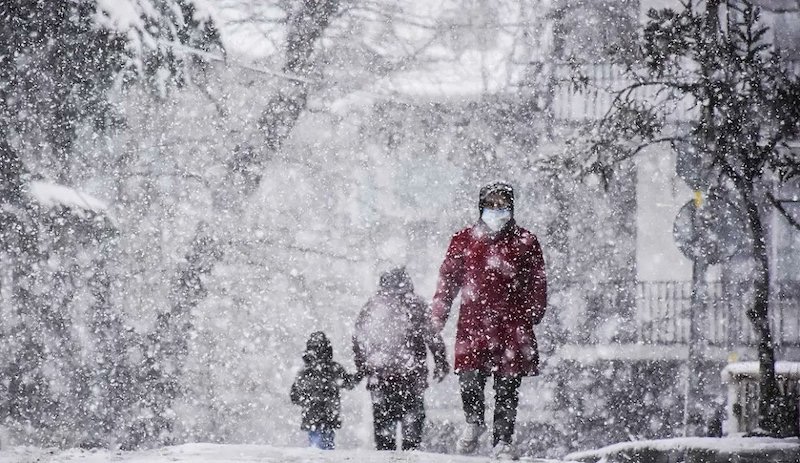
[{"xmin": 577, "ymin": 280, "xmax": 800, "ymax": 347}]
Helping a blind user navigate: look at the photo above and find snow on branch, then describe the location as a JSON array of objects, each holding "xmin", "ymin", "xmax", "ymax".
[
  {"xmin": 28, "ymin": 181, "xmax": 108, "ymax": 217},
  {"xmin": 157, "ymin": 40, "xmax": 313, "ymax": 83},
  {"xmin": 94, "ymin": 0, "xmax": 220, "ymax": 75}
]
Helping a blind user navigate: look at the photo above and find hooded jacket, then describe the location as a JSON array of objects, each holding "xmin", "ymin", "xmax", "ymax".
[
  {"xmin": 353, "ymin": 267, "xmax": 447, "ymax": 390},
  {"xmin": 431, "ymin": 183, "xmax": 547, "ymax": 376},
  {"xmin": 290, "ymin": 332, "xmax": 358, "ymax": 431}
]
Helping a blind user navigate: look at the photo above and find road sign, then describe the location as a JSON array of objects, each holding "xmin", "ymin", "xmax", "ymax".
[{"xmin": 673, "ymin": 188, "xmax": 751, "ymax": 264}]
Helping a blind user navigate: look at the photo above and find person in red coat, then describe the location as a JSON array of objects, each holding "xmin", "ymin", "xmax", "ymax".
[{"xmin": 431, "ymin": 181, "xmax": 547, "ymax": 460}]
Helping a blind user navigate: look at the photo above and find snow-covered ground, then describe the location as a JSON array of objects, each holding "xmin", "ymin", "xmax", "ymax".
[
  {"xmin": 0, "ymin": 443, "xmax": 572, "ymax": 463},
  {"xmin": 2, "ymin": 438, "xmax": 798, "ymax": 463},
  {"xmin": 565, "ymin": 436, "xmax": 800, "ymax": 462}
]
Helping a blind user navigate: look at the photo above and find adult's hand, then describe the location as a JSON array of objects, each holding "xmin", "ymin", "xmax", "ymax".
[
  {"xmin": 532, "ymin": 305, "xmax": 546, "ymax": 325},
  {"xmin": 430, "ymin": 317, "xmax": 445, "ymax": 334}
]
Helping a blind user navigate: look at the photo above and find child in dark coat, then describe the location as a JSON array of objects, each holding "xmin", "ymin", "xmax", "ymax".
[{"xmin": 290, "ymin": 331, "xmax": 359, "ymax": 449}]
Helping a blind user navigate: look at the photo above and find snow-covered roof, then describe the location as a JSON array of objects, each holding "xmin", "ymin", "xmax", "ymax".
[
  {"xmin": 373, "ymin": 54, "xmax": 528, "ymax": 100},
  {"xmin": 28, "ymin": 181, "xmax": 108, "ymax": 216},
  {"xmin": 327, "ymin": 58, "xmax": 530, "ymax": 115},
  {"xmin": 721, "ymin": 361, "xmax": 800, "ymax": 382}
]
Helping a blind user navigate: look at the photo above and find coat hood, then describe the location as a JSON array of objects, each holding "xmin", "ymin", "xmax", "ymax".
[
  {"xmin": 378, "ymin": 266, "xmax": 414, "ymax": 295},
  {"xmin": 303, "ymin": 331, "xmax": 333, "ymax": 364}
]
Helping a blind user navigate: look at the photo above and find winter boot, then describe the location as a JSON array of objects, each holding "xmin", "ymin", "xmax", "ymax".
[
  {"xmin": 492, "ymin": 440, "xmax": 519, "ymax": 460},
  {"xmin": 456, "ymin": 422, "xmax": 486, "ymax": 454}
]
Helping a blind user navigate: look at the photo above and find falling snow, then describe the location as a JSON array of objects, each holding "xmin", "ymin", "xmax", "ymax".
[{"xmin": 0, "ymin": 0, "xmax": 799, "ymax": 462}]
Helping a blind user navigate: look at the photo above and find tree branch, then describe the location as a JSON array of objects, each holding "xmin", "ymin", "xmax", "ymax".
[
  {"xmin": 759, "ymin": 127, "xmax": 791, "ymax": 160},
  {"xmin": 711, "ymin": 142, "xmax": 748, "ymax": 188},
  {"xmin": 768, "ymin": 192, "xmax": 800, "ymax": 231},
  {"xmin": 596, "ymin": 79, "xmax": 698, "ymax": 126},
  {"xmin": 581, "ymin": 135, "xmax": 687, "ymax": 177}
]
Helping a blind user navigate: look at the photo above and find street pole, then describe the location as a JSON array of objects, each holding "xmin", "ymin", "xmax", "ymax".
[
  {"xmin": 683, "ymin": 0, "xmax": 721, "ymax": 437},
  {"xmin": 684, "ymin": 191, "xmax": 709, "ymax": 437},
  {"xmin": 685, "ymin": 258, "xmax": 708, "ymax": 436}
]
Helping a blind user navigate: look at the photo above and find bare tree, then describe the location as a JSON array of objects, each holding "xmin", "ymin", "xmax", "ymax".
[{"xmin": 163, "ymin": 0, "xmax": 342, "ymax": 425}]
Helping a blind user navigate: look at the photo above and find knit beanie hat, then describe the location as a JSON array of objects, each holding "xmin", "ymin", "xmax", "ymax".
[{"xmin": 479, "ymin": 181, "xmax": 514, "ymax": 215}]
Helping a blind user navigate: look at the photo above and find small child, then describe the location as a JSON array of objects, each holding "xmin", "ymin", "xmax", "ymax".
[{"xmin": 290, "ymin": 331, "xmax": 360, "ymax": 450}]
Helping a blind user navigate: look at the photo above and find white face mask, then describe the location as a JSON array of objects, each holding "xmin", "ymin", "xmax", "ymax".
[{"xmin": 481, "ymin": 208, "xmax": 511, "ymax": 232}]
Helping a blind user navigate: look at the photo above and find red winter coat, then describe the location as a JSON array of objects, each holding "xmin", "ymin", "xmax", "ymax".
[{"xmin": 431, "ymin": 220, "xmax": 547, "ymax": 376}]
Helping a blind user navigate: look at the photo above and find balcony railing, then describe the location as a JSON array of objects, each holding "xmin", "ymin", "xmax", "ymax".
[{"xmin": 564, "ymin": 280, "xmax": 800, "ymax": 347}]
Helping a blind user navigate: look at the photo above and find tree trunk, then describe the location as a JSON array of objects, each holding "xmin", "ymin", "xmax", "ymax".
[
  {"xmin": 741, "ymin": 184, "xmax": 784, "ymax": 435},
  {"xmin": 169, "ymin": 1, "xmax": 341, "ymax": 302},
  {"xmin": 154, "ymin": 0, "xmax": 341, "ymax": 438},
  {"xmin": 0, "ymin": 137, "xmax": 23, "ymax": 202},
  {"xmin": 169, "ymin": 0, "xmax": 340, "ymax": 335},
  {"xmin": 684, "ymin": 255, "xmax": 709, "ymax": 437}
]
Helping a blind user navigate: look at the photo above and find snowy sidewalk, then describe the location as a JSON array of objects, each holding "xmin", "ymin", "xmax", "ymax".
[{"xmin": 0, "ymin": 443, "xmax": 574, "ymax": 463}]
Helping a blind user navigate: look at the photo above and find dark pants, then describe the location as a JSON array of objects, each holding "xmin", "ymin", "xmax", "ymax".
[
  {"xmin": 459, "ymin": 370, "xmax": 522, "ymax": 446},
  {"xmin": 370, "ymin": 379, "xmax": 425, "ymax": 450}
]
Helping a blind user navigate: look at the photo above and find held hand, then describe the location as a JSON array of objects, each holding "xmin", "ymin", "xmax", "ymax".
[
  {"xmin": 532, "ymin": 305, "xmax": 545, "ymax": 325},
  {"xmin": 355, "ymin": 366, "xmax": 368, "ymax": 383},
  {"xmin": 433, "ymin": 358, "xmax": 450, "ymax": 383}
]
